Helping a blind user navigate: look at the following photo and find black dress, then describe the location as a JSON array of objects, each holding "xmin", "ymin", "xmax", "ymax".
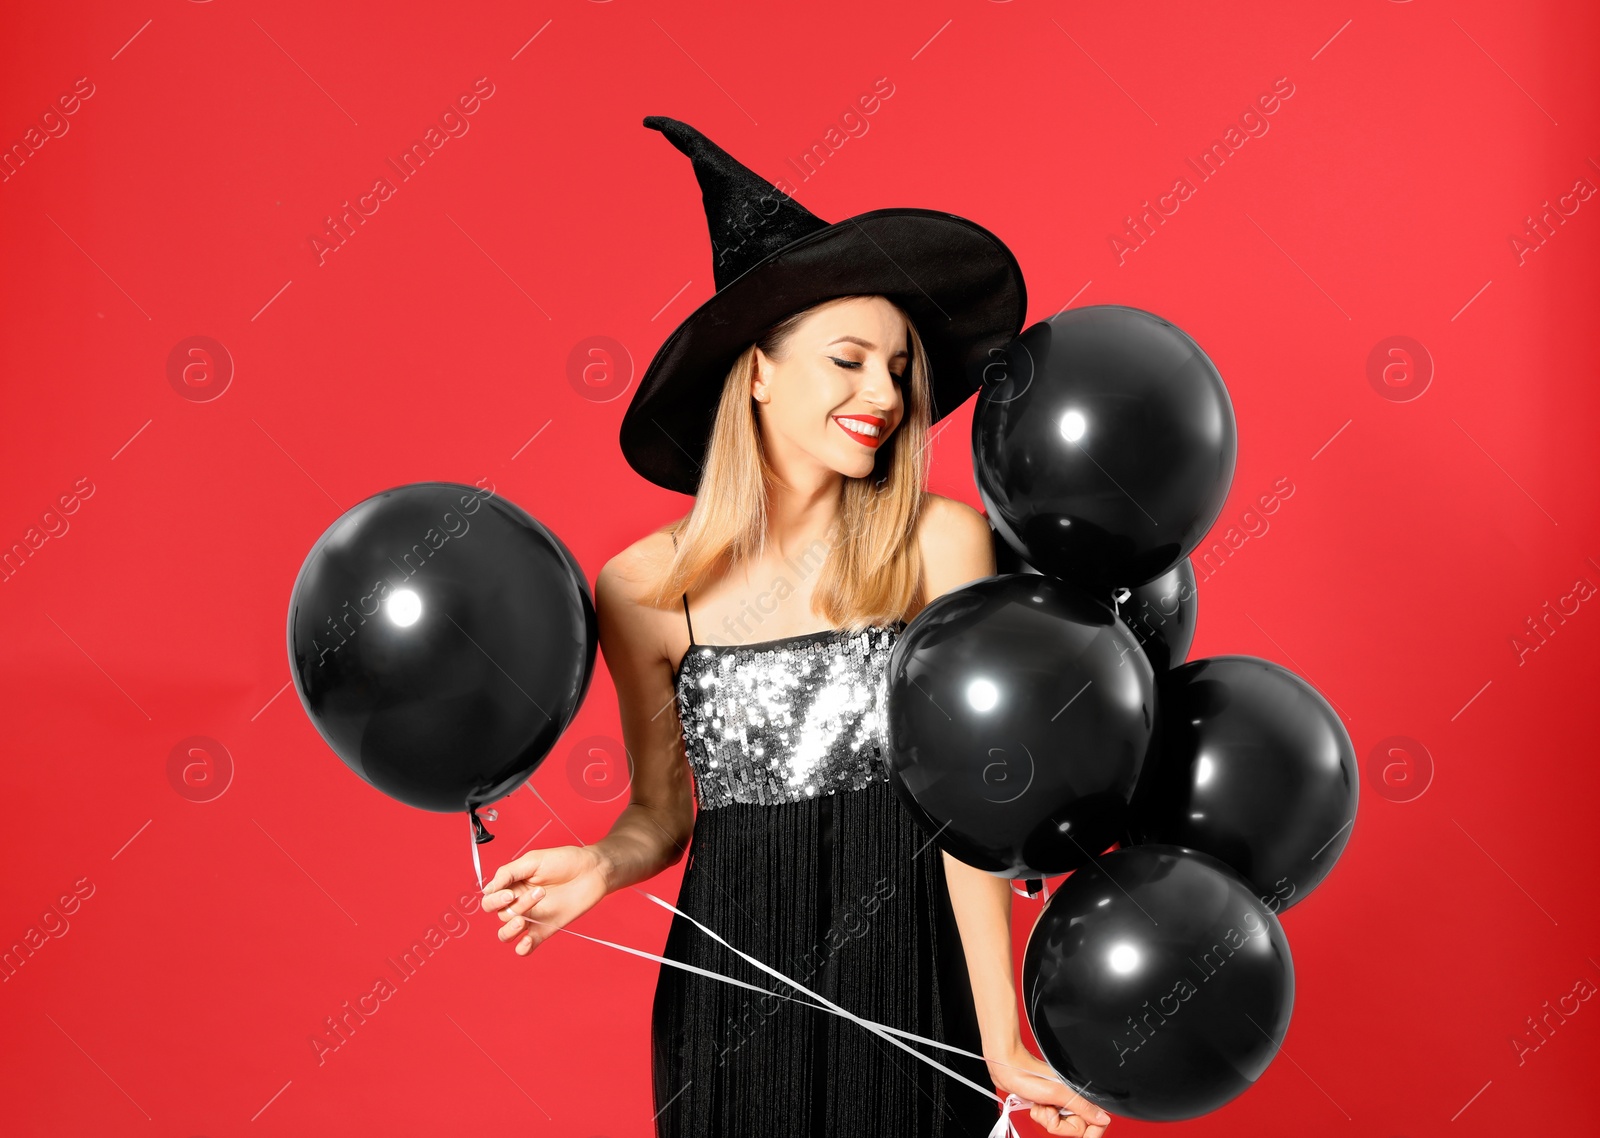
[{"xmin": 650, "ymin": 583, "xmax": 1001, "ymax": 1137}]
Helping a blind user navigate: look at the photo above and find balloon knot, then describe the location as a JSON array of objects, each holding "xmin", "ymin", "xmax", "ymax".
[{"xmin": 469, "ymin": 807, "xmax": 495, "ymax": 845}]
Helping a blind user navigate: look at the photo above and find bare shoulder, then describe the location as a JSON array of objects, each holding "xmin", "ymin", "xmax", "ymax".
[
  {"xmin": 598, "ymin": 525, "xmax": 677, "ymax": 604},
  {"xmin": 915, "ymin": 493, "xmax": 997, "ymax": 600},
  {"xmin": 596, "ymin": 524, "xmax": 682, "ymax": 672},
  {"xmin": 915, "ymin": 493, "xmax": 992, "ymax": 555},
  {"xmin": 594, "ymin": 522, "xmax": 698, "ymax": 841}
]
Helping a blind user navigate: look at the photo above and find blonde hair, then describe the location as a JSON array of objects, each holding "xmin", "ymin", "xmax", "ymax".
[{"xmin": 646, "ymin": 294, "xmax": 932, "ymax": 631}]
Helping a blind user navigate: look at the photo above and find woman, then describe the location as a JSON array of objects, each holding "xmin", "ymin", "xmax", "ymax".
[{"xmin": 481, "ymin": 117, "xmax": 1112, "ymax": 1138}]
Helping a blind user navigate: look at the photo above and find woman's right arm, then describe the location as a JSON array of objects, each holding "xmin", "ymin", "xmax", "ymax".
[
  {"xmin": 482, "ymin": 537, "xmax": 697, "ymax": 953},
  {"xmin": 585, "ymin": 543, "xmax": 698, "ymax": 891}
]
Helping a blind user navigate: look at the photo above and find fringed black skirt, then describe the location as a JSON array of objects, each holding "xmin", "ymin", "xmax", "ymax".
[{"xmin": 650, "ymin": 777, "xmax": 1001, "ymax": 1137}]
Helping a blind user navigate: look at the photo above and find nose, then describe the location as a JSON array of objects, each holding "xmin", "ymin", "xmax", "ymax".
[{"xmin": 860, "ymin": 361, "xmax": 899, "ymax": 410}]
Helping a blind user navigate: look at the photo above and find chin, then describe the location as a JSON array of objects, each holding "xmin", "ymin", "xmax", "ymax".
[
  {"xmin": 825, "ymin": 451, "xmax": 879, "ymax": 479},
  {"xmin": 806, "ymin": 433, "xmax": 888, "ymax": 479}
]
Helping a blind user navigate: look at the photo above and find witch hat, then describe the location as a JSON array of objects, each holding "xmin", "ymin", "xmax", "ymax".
[{"xmin": 620, "ymin": 115, "xmax": 1027, "ymax": 495}]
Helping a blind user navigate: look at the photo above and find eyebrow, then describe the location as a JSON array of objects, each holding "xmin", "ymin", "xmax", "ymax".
[{"xmin": 826, "ymin": 335, "xmax": 909, "ymax": 359}]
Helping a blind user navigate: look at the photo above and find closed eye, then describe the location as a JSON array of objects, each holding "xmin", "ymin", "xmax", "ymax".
[{"xmin": 831, "ymin": 357, "xmax": 905, "ymax": 383}]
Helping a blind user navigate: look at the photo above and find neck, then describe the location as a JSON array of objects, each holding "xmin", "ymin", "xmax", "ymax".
[{"xmin": 764, "ymin": 463, "xmax": 843, "ymax": 563}]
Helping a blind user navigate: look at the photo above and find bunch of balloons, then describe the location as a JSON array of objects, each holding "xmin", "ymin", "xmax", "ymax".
[
  {"xmin": 882, "ymin": 305, "xmax": 1358, "ymax": 1121},
  {"xmin": 286, "ymin": 481, "xmax": 597, "ymax": 843}
]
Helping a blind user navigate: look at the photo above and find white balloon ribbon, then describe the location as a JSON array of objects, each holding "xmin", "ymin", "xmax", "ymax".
[
  {"xmin": 638, "ymin": 889, "xmax": 1006, "ymax": 1108},
  {"xmin": 474, "ymin": 831, "xmax": 1085, "ymax": 1134},
  {"xmin": 993, "ymin": 1092, "xmax": 1046, "ymax": 1137},
  {"xmin": 469, "ymin": 813, "xmax": 485, "ymax": 890}
]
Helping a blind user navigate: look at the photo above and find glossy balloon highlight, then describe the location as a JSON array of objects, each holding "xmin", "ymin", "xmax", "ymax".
[
  {"xmin": 287, "ymin": 482, "xmax": 597, "ymax": 814},
  {"xmin": 974, "ymin": 305, "xmax": 1237, "ymax": 590},
  {"xmin": 883, "ymin": 573, "xmax": 1157, "ymax": 877},
  {"xmin": 1128, "ymin": 655, "xmax": 1357, "ymax": 911},
  {"xmin": 1022, "ymin": 843, "xmax": 1294, "ymax": 1121}
]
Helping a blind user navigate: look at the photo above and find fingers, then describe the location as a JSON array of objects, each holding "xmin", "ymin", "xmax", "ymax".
[
  {"xmin": 508, "ymin": 912, "xmax": 544, "ymax": 955},
  {"xmin": 494, "ymin": 887, "xmax": 553, "ymax": 955},
  {"xmin": 498, "ymin": 918, "xmax": 540, "ymax": 954},
  {"xmin": 1031, "ymin": 1103, "xmax": 1110, "ymax": 1137},
  {"xmin": 1062, "ymin": 1092, "xmax": 1111, "ymax": 1128},
  {"xmin": 482, "ymin": 850, "xmax": 546, "ymax": 897},
  {"xmin": 496, "ymin": 908, "xmax": 541, "ymax": 953},
  {"xmin": 496, "ymin": 889, "xmax": 547, "ymax": 934},
  {"xmin": 506, "ymin": 886, "xmax": 545, "ymax": 916},
  {"xmin": 482, "ymin": 882, "xmax": 544, "ymax": 914},
  {"xmin": 1031, "ymin": 1104, "xmax": 1083, "ymax": 1136},
  {"xmin": 481, "ymin": 847, "xmax": 600, "ymax": 958}
]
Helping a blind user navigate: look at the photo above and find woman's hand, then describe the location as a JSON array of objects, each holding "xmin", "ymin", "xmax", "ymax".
[
  {"xmin": 986, "ymin": 1042, "xmax": 1113, "ymax": 1137},
  {"xmin": 480, "ymin": 844, "xmax": 610, "ymax": 956}
]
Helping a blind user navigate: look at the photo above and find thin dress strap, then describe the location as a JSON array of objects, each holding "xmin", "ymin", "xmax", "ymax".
[{"xmin": 671, "ymin": 530, "xmax": 696, "ymax": 645}]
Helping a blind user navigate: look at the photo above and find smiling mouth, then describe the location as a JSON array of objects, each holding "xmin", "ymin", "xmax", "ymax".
[{"xmin": 833, "ymin": 415, "xmax": 886, "ymax": 448}]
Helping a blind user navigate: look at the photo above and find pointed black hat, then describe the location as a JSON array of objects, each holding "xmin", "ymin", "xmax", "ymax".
[{"xmin": 620, "ymin": 115, "xmax": 1027, "ymax": 494}]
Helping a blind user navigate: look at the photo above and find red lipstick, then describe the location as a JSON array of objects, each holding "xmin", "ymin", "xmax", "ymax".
[{"xmin": 832, "ymin": 414, "xmax": 887, "ymax": 448}]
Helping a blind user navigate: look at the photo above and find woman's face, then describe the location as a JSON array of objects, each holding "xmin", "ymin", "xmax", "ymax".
[{"xmin": 752, "ymin": 295, "xmax": 908, "ymax": 482}]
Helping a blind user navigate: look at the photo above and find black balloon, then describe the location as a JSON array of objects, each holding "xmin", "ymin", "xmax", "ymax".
[
  {"xmin": 974, "ymin": 305, "xmax": 1237, "ymax": 590},
  {"xmin": 989, "ymin": 527, "xmax": 1196, "ymax": 670},
  {"xmin": 990, "ymin": 523, "xmax": 1041, "ymax": 578},
  {"xmin": 287, "ymin": 482, "xmax": 597, "ymax": 814},
  {"xmin": 883, "ymin": 573, "xmax": 1157, "ymax": 878},
  {"xmin": 1128, "ymin": 655, "xmax": 1357, "ymax": 912},
  {"xmin": 1022, "ymin": 844, "xmax": 1294, "ymax": 1121},
  {"xmin": 1118, "ymin": 560, "xmax": 1197, "ymax": 672}
]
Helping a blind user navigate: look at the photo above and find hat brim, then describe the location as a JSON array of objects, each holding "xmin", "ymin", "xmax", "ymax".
[{"xmin": 620, "ymin": 207, "xmax": 1027, "ymax": 494}]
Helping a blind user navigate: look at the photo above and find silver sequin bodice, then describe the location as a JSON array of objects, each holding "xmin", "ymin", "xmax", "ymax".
[{"xmin": 674, "ymin": 623, "xmax": 905, "ymax": 810}]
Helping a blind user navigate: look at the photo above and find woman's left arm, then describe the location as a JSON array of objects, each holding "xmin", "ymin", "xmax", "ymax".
[
  {"xmin": 944, "ymin": 853, "xmax": 1111, "ymax": 1136},
  {"xmin": 940, "ymin": 848, "xmax": 1021, "ymax": 1056},
  {"xmin": 919, "ymin": 497, "xmax": 1114, "ymax": 1136},
  {"xmin": 916, "ymin": 496, "xmax": 1022, "ymax": 1059}
]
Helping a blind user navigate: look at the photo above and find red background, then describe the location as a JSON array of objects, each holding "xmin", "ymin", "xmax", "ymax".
[{"xmin": 2, "ymin": 1, "xmax": 1597, "ymax": 1135}]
